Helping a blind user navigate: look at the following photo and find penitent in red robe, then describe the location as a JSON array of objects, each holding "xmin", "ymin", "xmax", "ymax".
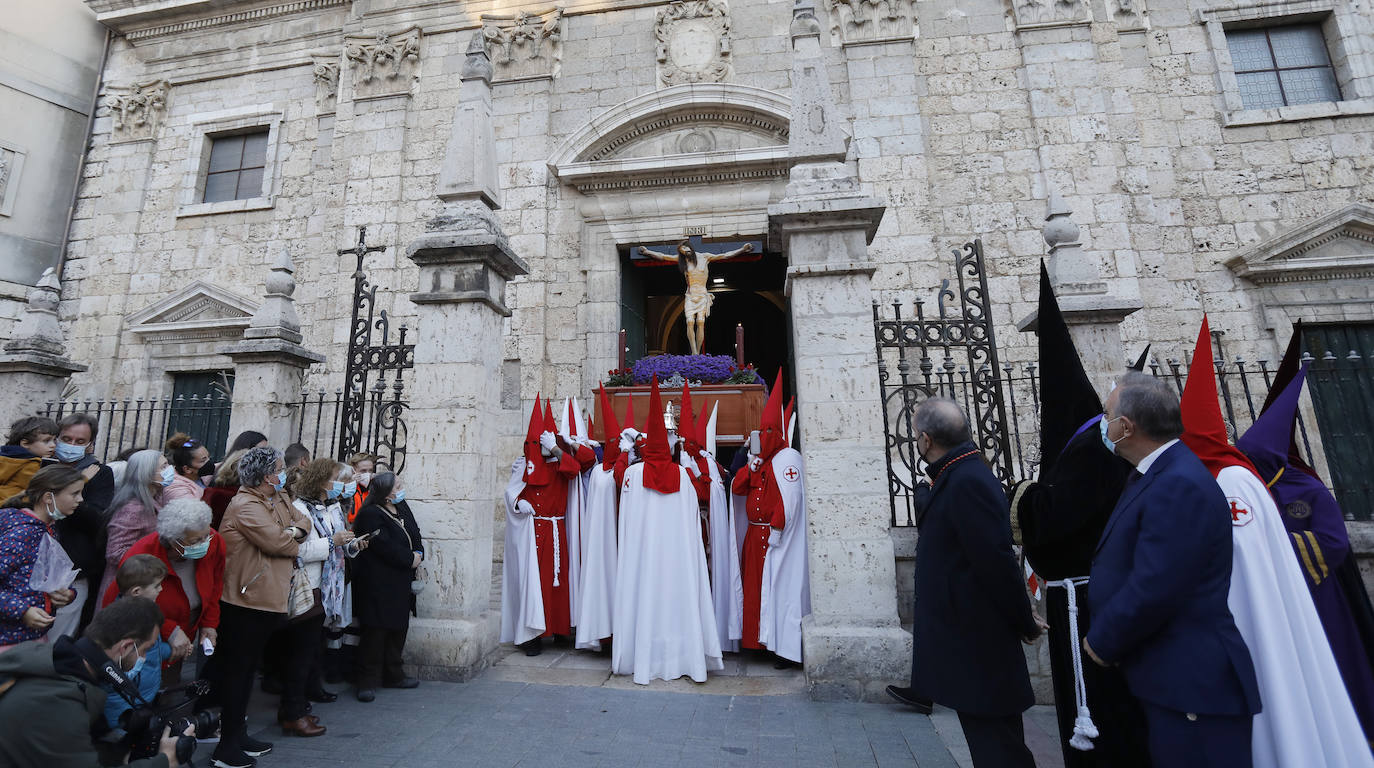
[
  {"xmin": 731, "ymin": 461, "xmax": 785, "ymax": 650},
  {"xmin": 519, "ymin": 445, "xmax": 594, "ymax": 637}
]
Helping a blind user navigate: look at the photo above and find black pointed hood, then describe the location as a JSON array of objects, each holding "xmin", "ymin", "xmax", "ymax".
[
  {"xmin": 1036, "ymin": 261, "xmax": 1102, "ymax": 477},
  {"xmin": 1258, "ymin": 320, "xmax": 1317, "ymax": 477}
]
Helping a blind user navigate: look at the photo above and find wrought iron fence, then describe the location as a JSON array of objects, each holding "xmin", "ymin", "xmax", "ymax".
[
  {"xmin": 877, "ymin": 341, "xmax": 1374, "ymax": 526},
  {"xmin": 38, "ymin": 394, "xmax": 234, "ymax": 462},
  {"xmin": 287, "ymin": 382, "xmax": 409, "ymax": 474}
]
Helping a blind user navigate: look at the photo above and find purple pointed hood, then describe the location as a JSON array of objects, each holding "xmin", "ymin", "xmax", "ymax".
[{"xmin": 1237, "ymin": 362, "xmax": 1309, "ymax": 486}]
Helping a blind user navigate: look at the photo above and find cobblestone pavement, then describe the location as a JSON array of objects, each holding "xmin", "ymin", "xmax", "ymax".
[{"xmin": 226, "ymin": 644, "xmax": 1066, "ymax": 768}]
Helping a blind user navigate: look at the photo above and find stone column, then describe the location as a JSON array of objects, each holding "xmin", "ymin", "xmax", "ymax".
[
  {"xmin": 219, "ymin": 250, "xmax": 323, "ymax": 452},
  {"xmin": 400, "ymin": 36, "xmax": 530, "ymax": 679},
  {"xmin": 768, "ymin": 0, "xmax": 909, "ymax": 701},
  {"xmin": 1017, "ymin": 192, "xmax": 1142, "ymax": 396},
  {"xmin": 0, "ymin": 268, "xmax": 87, "ymax": 425}
]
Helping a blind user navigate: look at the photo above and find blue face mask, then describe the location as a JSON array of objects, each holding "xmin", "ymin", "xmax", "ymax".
[
  {"xmin": 159, "ymin": 465, "xmax": 176, "ymax": 487},
  {"xmin": 391, "ymin": 489, "xmax": 406, "ymax": 504},
  {"xmin": 125, "ymin": 644, "xmax": 147, "ymax": 678},
  {"xmin": 178, "ymin": 538, "xmax": 210, "ymax": 560},
  {"xmin": 55, "ymin": 441, "xmax": 86, "ymax": 464},
  {"xmin": 1100, "ymin": 416, "xmax": 1122, "ymax": 455},
  {"xmin": 343, "ymin": 481, "xmax": 358, "ymax": 498},
  {"xmin": 328, "ymin": 481, "xmax": 345, "ymax": 500},
  {"xmin": 274, "ymin": 470, "xmax": 287, "ymax": 491}
]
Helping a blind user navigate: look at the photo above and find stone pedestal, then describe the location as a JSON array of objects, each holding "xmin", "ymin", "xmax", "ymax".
[
  {"xmin": 0, "ymin": 268, "xmax": 86, "ymax": 424},
  {"xmin": 218, "ymin": 339, "xmax": 323, "ymax": 450},
  {"xmin": 402, "ymin": 223, "xmax": 529, "ymax": 680},
  {"xmin": 1017, "ymin": 193, "xmax": 1142, "ymax": 395},
  {"xmin": 772, "ymin": 200, "xmax": 911, "ymax": 701}
]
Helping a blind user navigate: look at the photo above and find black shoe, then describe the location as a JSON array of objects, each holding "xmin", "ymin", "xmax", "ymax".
[
  {"xmin": 356, "ymin": 688, "xmax": 376, "ymax": 703},
  {"xmin": 259, "ymin": 676, "xmax": 284, "ymax": 695},
  {"xmin": 211, "ymin": 747, "xmax": 257, "ymax": 768},
  {"xmin": 241, "ymin": 735, "xmax": 273, "ymax": 757},
  {"xmin": 520, "ymin": 637, "xmax": 543, "ymax": 657},
  {"xmin": 885, "ymin": 685, "xmax": 933, "ymax": 714},
  {"xmin": 308, "ymin": 687, "xmax": 339, "ymax": 703},
  {"xmin": 383, "ymin": 677, "xmax": 419, "ymax": 689}
]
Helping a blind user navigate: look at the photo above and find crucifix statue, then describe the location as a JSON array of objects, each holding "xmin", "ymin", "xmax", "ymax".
[{"xmin": 637, "ymin": 239, "xmax": 754, "ymax": 354}]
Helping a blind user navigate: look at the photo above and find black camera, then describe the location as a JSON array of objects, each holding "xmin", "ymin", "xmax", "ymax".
[{"xmin": 121, "ymin": 679, "xmax": 219, "ymax": 764}]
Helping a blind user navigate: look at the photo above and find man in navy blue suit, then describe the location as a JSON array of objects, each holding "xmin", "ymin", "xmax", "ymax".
[{"xmin": 1086, "ymin": 373, "xmax": 1261, "ymax": 767}]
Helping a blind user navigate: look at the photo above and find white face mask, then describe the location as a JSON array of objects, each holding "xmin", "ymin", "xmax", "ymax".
[{"xmin": 45, "ymin": 493, "xmax": 69, "ymax": 522}]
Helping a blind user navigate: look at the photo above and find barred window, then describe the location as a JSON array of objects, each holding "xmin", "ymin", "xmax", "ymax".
[
  {"xmin": 202, "ymin": 130, "xmax": 268, "ymax": 203},
  {"xmin": 1226, "ymin": 24, "xmax": 1341, "ymax": 110}
]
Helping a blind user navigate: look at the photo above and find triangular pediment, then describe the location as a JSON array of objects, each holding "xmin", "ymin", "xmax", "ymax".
[
  {"xmin": 1227, "ymin": 203, "xmax": 1374, "ymax": 284},
  {"xmin": 126, "ymin": 281, "xmax": 257, "ymax": 341},
  {"xmin": 549, "ymin": 83, "xmax": 793, "ymax": 193}
]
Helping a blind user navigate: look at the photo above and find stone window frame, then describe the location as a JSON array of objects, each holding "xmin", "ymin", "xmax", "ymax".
[
  {"xmin": 0, "ymin": 137, "xmax": 27, "ymax": 218},
  {"xmin": 176, "ymin": 104, "xmax": 284, "ymax": 218},
  {"xmin": 1199, "ymin": 0, "xmax": 1374, "ymax": 127}
]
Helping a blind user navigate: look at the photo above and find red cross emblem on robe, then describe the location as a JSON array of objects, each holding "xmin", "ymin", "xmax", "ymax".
[{"xmin": 1228, "ymin": 498, "xmax": 1253, "ymax": 527}]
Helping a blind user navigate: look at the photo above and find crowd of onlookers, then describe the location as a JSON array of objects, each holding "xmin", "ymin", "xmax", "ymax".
[{"xmin": 0, "ymin": 415, "xmax": 426, "ymax": 768}]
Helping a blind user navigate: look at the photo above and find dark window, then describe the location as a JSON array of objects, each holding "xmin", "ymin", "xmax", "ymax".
[
  {"xmin": 1226, "ymin": 24, "xmax": 1341, "ymax": 110},
  {"xmin": 202, "ymin": 130, "xmax": 268, "ymax": 203},
  {"xmin": 168, "ymin": 371, "xmax": 235, "ymax": 461}
]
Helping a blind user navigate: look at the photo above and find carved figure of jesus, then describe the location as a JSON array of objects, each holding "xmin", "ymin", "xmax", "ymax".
[{"xmin": 637, "ymin": 240, "xmax": 753, "ymax": 355}]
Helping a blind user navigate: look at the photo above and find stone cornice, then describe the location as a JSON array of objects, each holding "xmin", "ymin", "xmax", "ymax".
[
  {"xmin": 1226, "ymin": 203, "xmax": 1374, "ymax": 285},
  {"xmin": 93, "ymin": 0, "xmax": 350, "ymax": 41}
]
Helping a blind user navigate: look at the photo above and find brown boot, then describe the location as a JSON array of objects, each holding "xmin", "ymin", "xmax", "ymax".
[{"xmin": 280, "ymin": 716, "xmax": 327, "ymax": 737}]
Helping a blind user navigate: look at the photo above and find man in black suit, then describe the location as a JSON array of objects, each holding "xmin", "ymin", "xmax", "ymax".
[
  {"xmin": 1086, "ymin": 373, "xmax": 1260, "ymax": 766},
  {"xmin": 908, "ymin": 397, "xmax": 1043, "ymax": 768}
]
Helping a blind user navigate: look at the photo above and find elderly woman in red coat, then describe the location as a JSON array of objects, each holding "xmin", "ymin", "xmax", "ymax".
[{"xmin": 102, "ymin": 497, "xmax": 223, "ymax": 685}]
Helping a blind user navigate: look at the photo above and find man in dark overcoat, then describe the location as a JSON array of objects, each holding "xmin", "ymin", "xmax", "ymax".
[{"xmin": 909, "ymin": 397, "xmax": 1042, "ymax": 768}]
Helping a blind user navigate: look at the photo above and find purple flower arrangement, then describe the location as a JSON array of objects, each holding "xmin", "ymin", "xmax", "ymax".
[{"xmin": 616, "ymin": 354, "xmax": 764, "ymax": 386}]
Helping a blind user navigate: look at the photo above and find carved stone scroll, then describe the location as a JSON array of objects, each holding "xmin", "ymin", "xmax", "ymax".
[
  {"xmin": 1108, "ymin": 0, "xmax": 1148, "ymax": 31},
  {"xmin": 827, "ymin": 0, "xmax": 916, "ymax": 45},
  {"xmin": 1011, "ymin": 0, "xmax": 1091, "ymax": 28},
  {"xmin": 106, "ymin": 80, "xmax": 170, "ymax": 143},
  {"xmin": 654, "ymin": 0, "xmax": 732, "ymax": 87},
  {"xmin": 480, "ymin": 7, "xmax": 565, "ymax": 82},
  {"xmin": 344, "ymin": 26, "xmax": 421, "ymax": 101},
  {"xmin": 312, "ymin": 54, "xmax": 341, "ymax": 114}
]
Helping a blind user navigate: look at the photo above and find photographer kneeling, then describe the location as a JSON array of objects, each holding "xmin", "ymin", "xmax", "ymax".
[{"xmin": 0, "ymin": 596, "xmax": 190, "ymax": 767}]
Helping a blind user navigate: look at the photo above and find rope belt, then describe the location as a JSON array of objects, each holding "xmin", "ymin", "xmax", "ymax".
[
  {"xmin": 1046, "ymin": 576, "xmax": 1098, "ymax": 752},
  {"xmin": 534, "ymin": 515, "xmax": 563, "ymax": 587}
]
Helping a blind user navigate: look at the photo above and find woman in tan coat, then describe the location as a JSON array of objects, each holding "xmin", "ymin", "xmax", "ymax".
[{"xmin": 211, "ymin": 446, "xmax": 312, "ymax": 768}]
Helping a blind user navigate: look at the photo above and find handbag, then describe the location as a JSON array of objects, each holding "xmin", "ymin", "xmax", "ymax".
[{"xmin": 287, "ymin": 558, "xmax": 317, "ymax": 618}]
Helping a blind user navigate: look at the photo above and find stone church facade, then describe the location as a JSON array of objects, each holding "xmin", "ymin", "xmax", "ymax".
[{"xmin": 39, "ymin": 0, "xmax": 1374, "ymax": 697}]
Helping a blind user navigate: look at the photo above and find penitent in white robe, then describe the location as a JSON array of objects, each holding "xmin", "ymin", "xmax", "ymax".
[
  {"xmin": 755, "ymin": 447, "xmax": 811, "ymax": 663},
  {"xmin": 575, "ymin": 464, "xmax": 618, "ymax": 650},
  {"xmin": 705, "ymin": 456, "xmax": 743, "ymax": 654},
  {"xmin": 501, "ymin": 459, "xmax": 544, "ymax": 645},
  {"xmin": 612, "ymin": 463, "xmax": 723, "ymax": 684},
  {"xmin": 1217, "ymin": 465, "xmax": 1373, "ymax": 768}
]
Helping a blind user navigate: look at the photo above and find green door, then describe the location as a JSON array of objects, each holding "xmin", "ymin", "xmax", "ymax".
[
  {"xmin": 1302, "ymin": 323, "xmax": 1374, "ymax": 520},
  {"xmin": 168, "ymin": 371, "xmax": 235, "ymax": 461}
]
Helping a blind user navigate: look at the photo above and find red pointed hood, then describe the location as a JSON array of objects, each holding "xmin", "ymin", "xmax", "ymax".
[
  {"xmin": 566, "ymin": 398, "xmax": 579, "ymax": 438},
  {"xmin": 1179, "ymin": 316, "xmax": 1260, "ymax": 480},
  {"xmin": 640, "ymin": 376, "xmax": 681, "ymax": 493},
  {"xmin": 622, "ymin": 392, "xmax": 636, "ymax": 432},
  {"xmin": 680, "ymin": 381, "xmax": 702, "ymax": 455},
  {"xmin": 598, "ymin": 383, "xmax": 621, "ymax": 470},
  {"xmin": 758, "ymin": 370, "xmax": 788, "ymax": 461},
  {"xmin": 524, "ymin": 395, "xmax": 554, "ymax": 486}
]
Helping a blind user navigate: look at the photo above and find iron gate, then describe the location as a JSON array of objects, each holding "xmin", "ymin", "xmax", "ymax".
[
  {"xmin": 874, "ymin": 239, "xmax": 1039, "ymax": 527},
  {"xmin": 289, "ymin": 227, "xmax": 414, "ymax": 473}
]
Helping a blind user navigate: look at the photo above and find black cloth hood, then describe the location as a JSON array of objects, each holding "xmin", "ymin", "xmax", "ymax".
[{"xmin": 1034, "ymin": 262, "xmax": 1103, "ymax": 479}]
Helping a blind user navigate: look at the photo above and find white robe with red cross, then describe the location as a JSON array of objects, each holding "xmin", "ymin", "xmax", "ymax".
[{"xmin": 612, "ymin": 462, "xmax": 723, "ymax": 684}]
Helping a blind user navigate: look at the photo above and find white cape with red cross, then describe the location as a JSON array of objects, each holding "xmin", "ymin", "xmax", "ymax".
[{"xmin": 1216, "ymin": 465, "xmax": 1371, "ymax": 768}]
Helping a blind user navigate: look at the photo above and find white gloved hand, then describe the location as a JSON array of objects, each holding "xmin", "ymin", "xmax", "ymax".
[
  {"xmin": 516, "ymin": 499, "xmax": 535, "ymax": 516},
  {"xmin": 539, "ymin": 431, "xmax": 557, "ymax": 455},
  {"xmin": 768, "ymin": 528, "xmax": 781, "ymax": 547}
]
